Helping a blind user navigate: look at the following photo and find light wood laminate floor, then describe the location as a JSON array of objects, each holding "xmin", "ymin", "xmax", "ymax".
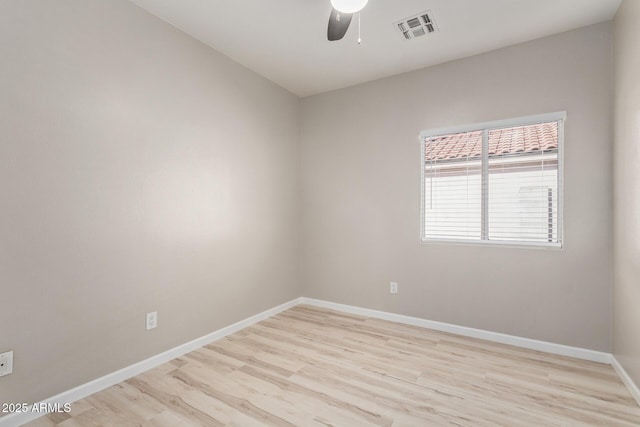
[{"xmin": 26, "ymin": 305, "xmax": 640, "ymax": 426}]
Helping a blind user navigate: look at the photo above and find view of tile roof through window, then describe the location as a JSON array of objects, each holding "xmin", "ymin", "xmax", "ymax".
[{"xmin": 425, "ymin": 122, "xmax": 558, "ymax": 161}]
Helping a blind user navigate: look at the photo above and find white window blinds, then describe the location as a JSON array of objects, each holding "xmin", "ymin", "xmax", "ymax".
[
  {"xmin": 421, "ymin": 113, "xmax": 564, "ymax": 247},
  {"xmin": 424, "ymin": 130, "xmax": 483, "ymax": 240}
]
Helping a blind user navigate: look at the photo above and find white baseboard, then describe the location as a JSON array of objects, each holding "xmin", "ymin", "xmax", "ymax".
[
  {"xmin": 611, "ymin": 356, "xmax": 640, "ymax": 406},
  {"xmin": 0, "ymin": 297, "xmax": 303, "ymax": 427},
  {"xmin": 300, "ymin": 297, "xmax": 612, "ymax": 364}
]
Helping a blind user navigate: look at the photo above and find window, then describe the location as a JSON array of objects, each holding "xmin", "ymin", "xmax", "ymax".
[{"xmin": 420, "ymin": 112, "xmax": 564, "ymax": 247}]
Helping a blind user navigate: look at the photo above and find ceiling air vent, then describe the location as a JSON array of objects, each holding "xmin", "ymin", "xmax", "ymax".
[{"xmin": 394, "ymin": 10, "xmax": 438, "ymax": 40}]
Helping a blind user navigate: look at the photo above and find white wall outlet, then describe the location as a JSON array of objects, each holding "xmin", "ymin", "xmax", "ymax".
[
  {"xmin": 390, "ymin": 281, "xmax": 398, "ymax": 294},
  {"xmin": 146, "ymin": 311, "xmax": 158, "ymax": 330},
  {"xmin": 0, "ymin": 351, "xmax": 14, "ymax": 377}
]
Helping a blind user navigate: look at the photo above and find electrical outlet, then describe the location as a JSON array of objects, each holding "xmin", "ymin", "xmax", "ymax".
[
  {"xmin": 0, "ymin": 351, "xmax": 14, "ymax": 377},
  {"xmin": 390, "ymin": 282, "xmax": 398, "ymax": 294},
  {"xmin": 146, "ymin": 311, "xmax": 158, "ymax": 330}
]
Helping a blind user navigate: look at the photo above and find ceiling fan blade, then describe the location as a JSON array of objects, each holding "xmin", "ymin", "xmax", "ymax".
[{"xmin": 327, "ymin": 7, "xmax": 353, "ymax": 41}]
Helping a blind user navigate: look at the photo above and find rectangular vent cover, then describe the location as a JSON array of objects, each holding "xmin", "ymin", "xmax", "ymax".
[{"xmin": 394, "ymin": 10, "xmax": 438, "ymax": 40}]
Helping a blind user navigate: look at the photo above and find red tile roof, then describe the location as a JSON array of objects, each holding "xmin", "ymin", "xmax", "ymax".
[{"xmin": 425, "ymin": 122, "xmax": 558, "ymax": 161}]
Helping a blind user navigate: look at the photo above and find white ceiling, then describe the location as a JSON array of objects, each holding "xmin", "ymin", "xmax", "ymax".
[{"xmin": 128, "ymin": 0, "xmax": 621, "ymax": 97}]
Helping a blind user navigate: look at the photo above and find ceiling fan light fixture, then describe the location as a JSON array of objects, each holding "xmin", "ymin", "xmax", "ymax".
[{"xmin": 330, "ymin": 0, "xmax": 368, "ymax": 14}]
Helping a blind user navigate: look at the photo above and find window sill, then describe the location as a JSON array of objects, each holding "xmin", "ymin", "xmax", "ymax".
[{"xmin": 420, "ymin": 238, "xmax": 563, "ymax": 250}]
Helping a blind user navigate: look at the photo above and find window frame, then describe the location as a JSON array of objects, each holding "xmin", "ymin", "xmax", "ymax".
[{"xmin": 419, "ymin": 112, "xmax": 566, "ymax": 249}]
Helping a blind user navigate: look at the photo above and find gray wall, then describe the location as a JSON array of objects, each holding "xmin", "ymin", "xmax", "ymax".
[
  {"xmin": 0, "ymin": 0, "xmax": 299, "ymax": 406},
  {"xmin": 613, "ymin": 0, "xmax": 640, "ymax": 388},
  {"xmin": 300, "ymin": 23, "xmax": 613, "ymax": 351}
]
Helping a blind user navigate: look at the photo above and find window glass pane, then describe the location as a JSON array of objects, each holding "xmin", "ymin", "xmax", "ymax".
[
  {"xmin": 424, "ymin": 130, "xmax": 482, "ymax": 240},
  {"xmin": 487, "ymin": 123, "xmax": 559, "ymax": 243}
]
